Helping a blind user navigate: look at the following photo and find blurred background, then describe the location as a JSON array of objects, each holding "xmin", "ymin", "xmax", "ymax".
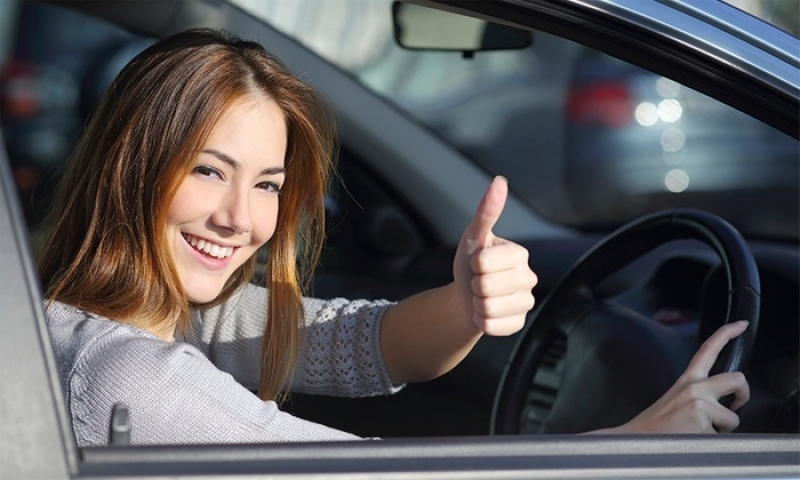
[{"xmin": 1, "ymin": 0, "xmax": 797, "ymax": 239}]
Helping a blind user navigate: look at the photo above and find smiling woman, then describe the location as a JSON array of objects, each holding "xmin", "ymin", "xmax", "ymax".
[
  {"xmin": 34, "ymin": 28, "xmax": 542, "ymax": 446},
  {"xmin": 165, "ymin": 98, "xmax": 287, "ymax": 309},
  {"xmin": 34, "ymin": 26, "xmax": 747, "ymax": 448},
  {"xmin": 0, "ymin": 0, "xmax": 797, "ymax": 476},
  {"xmin": 37, "ymin": 29, "xmax": 339, "ymax": 403}
]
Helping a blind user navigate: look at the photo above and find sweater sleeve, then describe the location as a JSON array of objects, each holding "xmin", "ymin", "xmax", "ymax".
[
  {"xmin": 190, "ymin": 283, "xmax": 403, "ymax": 397},
  {"xmin": 46, "ymin": 303, "xmax": 360, "ymax": 447},
  {"xmin": 70, "ymin": 329, "xmax": 360, "ymax": 446}
]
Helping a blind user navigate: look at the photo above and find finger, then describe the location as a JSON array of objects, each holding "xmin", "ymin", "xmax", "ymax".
[
  {"xmin": 471, "ymin": 240, "xmax": 530, "ymax": 274},
  {"xmin": 709, "ymin": 402, "xmax": 742, "ymax": 433},
  {"xmin": 472, "ymin": 291, "xmax": 535, "ymax": 321},
  {"xmin": 709, "ymin": 371, "xmax": 750, "ymax": 412},
  {"xmin": 472, "ymin": 312, "xmax": 528, "ymax": 336},
  {"xmin": 472, "ymin": 265, "xmax": 538, "ymax": 297},
  {"xmin": 685, "ymin": 371, "xmax": 750, "ymax": 411},
  {"xmin": 684, "ymin": 320, "xmax": 749, "ymax": 379},
  {"xmin": 466, "ymin": 176, "xmax": 508, "ymax": 253}
]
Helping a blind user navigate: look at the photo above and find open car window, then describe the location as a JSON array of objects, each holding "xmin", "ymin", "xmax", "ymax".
[{"xmin": 1, "ymin": 0, "xmax": 798, "ymax": 478}]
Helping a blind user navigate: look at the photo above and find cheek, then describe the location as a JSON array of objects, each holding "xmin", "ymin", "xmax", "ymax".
[
  {"xmin": 251, "ymin": 196, "xmax": 280, "ymax": 245},
  {"xmin": 167, "ymin": 179, "xmax": 204, "ymax": 224}
]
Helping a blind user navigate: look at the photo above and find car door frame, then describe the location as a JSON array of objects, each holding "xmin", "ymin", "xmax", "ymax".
[{"xmin": 2, "ymin": 0, "xmax": 798, "ymax": 477}]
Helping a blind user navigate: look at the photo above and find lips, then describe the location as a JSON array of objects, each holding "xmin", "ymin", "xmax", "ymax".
[{"xmin": 182, "ymin": 233, "xmax": 235, "ymax": 259}]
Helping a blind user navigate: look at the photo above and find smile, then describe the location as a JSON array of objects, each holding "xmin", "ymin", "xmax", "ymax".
[{"xmin": 183, "ymin": 233, "xmax": 235, "ymax": 259}]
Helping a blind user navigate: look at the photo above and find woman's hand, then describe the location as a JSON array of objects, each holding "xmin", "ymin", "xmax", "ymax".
[
  {"xmin": 380, "ymin": 177, "xmax": 537, "ymax": 384},
  {"xmin": 597, "ymin": 320, "xmax": 751, "ymax": 434},
  {"xmin": 452, "ymin": 176, "xmax": 538, "ymax": 337}
]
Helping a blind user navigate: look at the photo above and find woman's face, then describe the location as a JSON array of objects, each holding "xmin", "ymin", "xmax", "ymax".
[{"xmin": 166, "ymin": 96, "xmax": 287, "ymax": 303}]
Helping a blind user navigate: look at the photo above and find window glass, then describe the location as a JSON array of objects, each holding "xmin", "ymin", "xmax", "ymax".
[
  {"xmin": 1, "ymin": 1, "xmax": 150, "ymax": 229},
  {"xmin": 239, "ymin": 0, "xmax": 799, "ymax": 240},
  {"xmin": 4, "ymin": 0, "xmax": 797, "ymax": 241}
]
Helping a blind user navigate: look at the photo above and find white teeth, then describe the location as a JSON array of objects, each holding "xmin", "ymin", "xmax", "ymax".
[{"xmin": 185, "ymin": 234, "xmax": 234, "ymax": 259}]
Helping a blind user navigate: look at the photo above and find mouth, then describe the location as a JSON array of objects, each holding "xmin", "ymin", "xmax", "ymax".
[{"xmin": 182, "ymin": 233, "xmax": 235, "ymax": 259}]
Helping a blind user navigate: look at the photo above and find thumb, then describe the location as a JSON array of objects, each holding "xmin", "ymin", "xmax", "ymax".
[{"xmin": 466, "ymin": 176, "xmax": 508, "ymax": 254}]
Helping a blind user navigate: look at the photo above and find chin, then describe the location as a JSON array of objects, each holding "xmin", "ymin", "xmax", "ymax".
[{"xmin": 185, "ymin": 286, "xmax": 226, "ymax": 305}]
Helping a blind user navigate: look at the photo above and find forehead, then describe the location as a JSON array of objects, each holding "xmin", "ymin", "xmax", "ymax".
[
  {"xmin": 215, "ymin": 95, "xmax": 286, "ymax": 130},
  {"xmin": 202, "ymin": 96, "xmax": 288, "ymax": 164}
]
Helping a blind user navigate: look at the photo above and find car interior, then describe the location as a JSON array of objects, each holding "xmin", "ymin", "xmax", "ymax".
[{"xmin": 0, "ymin": 0, "xmax": 798, "ymax": 478}]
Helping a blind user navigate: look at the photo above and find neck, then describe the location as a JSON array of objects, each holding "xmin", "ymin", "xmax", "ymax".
[
  {"xmin": 119, "ymin": 311, "xmax": 180, "ymax": 342},
  {"xmin": 154, "ymin": 328, "xmax": 176, "ymax": 342}
]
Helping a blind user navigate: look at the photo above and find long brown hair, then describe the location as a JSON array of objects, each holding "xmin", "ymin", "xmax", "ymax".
[{"xmin": 37, "ymin": 29, "xmax": 335, "ymax": 402}]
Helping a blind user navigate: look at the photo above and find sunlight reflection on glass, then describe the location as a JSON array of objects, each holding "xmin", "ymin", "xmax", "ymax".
[
  {"xmin": 635, "ymin": 102, "xmax": 659, "ymax": 126},
  {"xmin": 661, "ymin": 127, "xmax": 686, "ymax": 152},
  {"xmin": 656, "ymin": 77, "xmax": 681, "ymax": 97},
  {"xmin": 658, "ymin": 99, "xmax": 682, "ymax": 122},
  {"xmin": 665, "ymin": 169, "xmax": 689, "ymax": 192}
]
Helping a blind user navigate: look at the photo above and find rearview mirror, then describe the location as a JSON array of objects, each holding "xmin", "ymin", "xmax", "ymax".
[{"xmin": 392, "ymin": 2, "xmax": 532, "ymax": 55}]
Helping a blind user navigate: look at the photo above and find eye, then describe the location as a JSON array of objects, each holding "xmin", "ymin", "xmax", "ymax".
[
  {"xmin": 193, "ymin": 165, "xmax": 223, "ymax": 180},
  {"xmin": 256, "ymin": 181, "xmax": 283, "ymax": 194}
]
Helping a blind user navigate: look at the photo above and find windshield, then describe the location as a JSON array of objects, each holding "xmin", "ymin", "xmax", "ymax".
[{"xmin": 235, "ymin": 0, "xmax": 798, "ymax": 241}]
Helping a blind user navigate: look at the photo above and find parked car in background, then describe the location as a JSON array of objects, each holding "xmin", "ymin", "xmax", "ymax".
[
  {"xmin": 1, "ymin": 0, "xmax": 798, "ymax": 478},
  {"xmin": 563, "ymin": 49, "xmax": 798, "ymax": 235}
]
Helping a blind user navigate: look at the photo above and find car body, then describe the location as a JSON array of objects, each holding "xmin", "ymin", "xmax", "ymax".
[{"xmin": 0, "ymin": 0, "xmax": 798, "ymax": 478}]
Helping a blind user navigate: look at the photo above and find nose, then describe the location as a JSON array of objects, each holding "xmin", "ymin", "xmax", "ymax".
[{"xmin": 213, "ymin": 187, "xmax": 252, "ymax": 234}]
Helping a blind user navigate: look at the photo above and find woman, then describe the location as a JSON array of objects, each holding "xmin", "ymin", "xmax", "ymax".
[{"xmin": 39, "ymin": 29, "xmax": 749, "ymax": 447}]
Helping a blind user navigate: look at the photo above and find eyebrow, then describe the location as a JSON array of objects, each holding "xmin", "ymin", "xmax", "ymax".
[{"xmin": 202, "ymin": 149, "xmax": 286, "ymax": 176}]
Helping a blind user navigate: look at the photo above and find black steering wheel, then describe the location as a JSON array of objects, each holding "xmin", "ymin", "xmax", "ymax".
[{"xmin": 491, "ymin": 209, "xmax": 760, "ymax": 434}]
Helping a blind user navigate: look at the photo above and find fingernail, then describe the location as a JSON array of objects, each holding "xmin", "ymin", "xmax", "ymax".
[{"xmin": 735, "ymin": 320, "xmax": 749, "ymax": 328}]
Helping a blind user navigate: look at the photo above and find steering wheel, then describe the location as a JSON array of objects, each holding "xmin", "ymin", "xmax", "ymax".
[{"xmin": 491, "ymin": 209, "xmax": 760, "ymax": 434}]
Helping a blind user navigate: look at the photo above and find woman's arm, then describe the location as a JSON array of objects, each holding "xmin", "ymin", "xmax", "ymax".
[
  {"xmin": 380, "ymin": 177, "xmax": 537, "ymax": 384},
  {"xmin": 74, "ymin": 333, "xmax": 361, "ymax": 446},
  {"xmin": 192, "ymin": 286, "xmax": 400, "ymax": 397},
  {"xmin": 379, "ymin": 177, "xmax": 751, "ymax": 434}
]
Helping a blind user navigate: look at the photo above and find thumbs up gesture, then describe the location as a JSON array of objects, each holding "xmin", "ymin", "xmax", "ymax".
[
  {"xmin": 378, "ymin": 177, "xmax": 538, "ymax": 384},
  {"xmin": 453, "ymin": 177, "xmax": 538, "ymax": 336}
]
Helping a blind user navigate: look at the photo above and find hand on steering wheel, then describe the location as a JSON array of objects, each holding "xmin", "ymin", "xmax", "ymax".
[
  {"xmin": 491, "ymin": 210, "xmax": 759, "ymax": 435},
  {"xmin": 597, "ymin": 320, "xmax": 750, "ymax": 434}
]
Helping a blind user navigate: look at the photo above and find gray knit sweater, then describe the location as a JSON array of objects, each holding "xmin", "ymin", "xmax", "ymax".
[{"xmin": 45, "ymin": 283, "xmax": 398, "ymax": 447}]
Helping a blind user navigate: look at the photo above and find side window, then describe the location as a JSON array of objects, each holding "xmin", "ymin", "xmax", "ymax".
[
  {"xmin": 559, "ymin": 48, "xmax": 798, "ymax": 235},
  {"xmin": 1, "ymin": 2, "xmax": 149, "ymax": 229},
  {"xmin": 355, "ymin": 32, "xmax": 799, "ymax": 240},
  {"xmin": 253, "ymin": 0, "xmax": 799, "ymax": 241}
]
